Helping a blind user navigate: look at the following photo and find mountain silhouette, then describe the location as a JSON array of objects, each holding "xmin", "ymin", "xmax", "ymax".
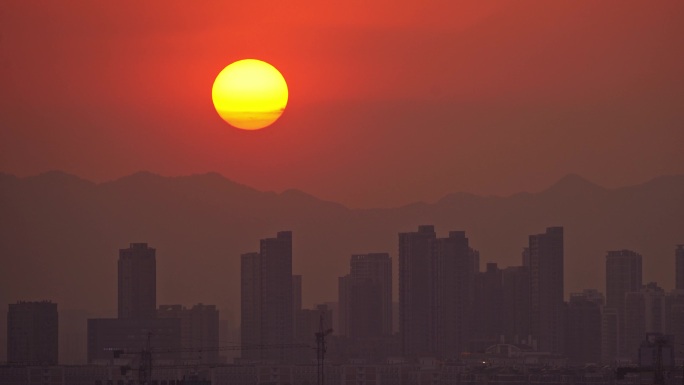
[{"xmin": 1, "ymin": 171, "xmax": 682, "ymax": 360}]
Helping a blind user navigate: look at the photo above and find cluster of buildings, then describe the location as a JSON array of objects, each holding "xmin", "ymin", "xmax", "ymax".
[
  {"xmin": 238, "ymin": 227, "xmax": 684, "ymax": 366},
  {"xmin": 3, "ymin": 229, "xmax": 684, "ymax": 384}
]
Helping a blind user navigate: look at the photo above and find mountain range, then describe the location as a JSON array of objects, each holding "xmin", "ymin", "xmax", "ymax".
[{"xmin": 1, "ymin": 171, "xmax": 682, "ymax": 335}]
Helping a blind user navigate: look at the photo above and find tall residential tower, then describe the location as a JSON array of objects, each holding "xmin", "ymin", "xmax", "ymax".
[
  {"xmin": 398, "ymin": 225, "xmax": 436, "ymax": 357},
  {"xmin": 118, "ymin": 243, "xmax": 156, "ymax": 319},
  {"xmin": 603, "ymin": 249, "xmax": 642, "ymax": 361},
  {"xmin": 7, "ymin": 301, "xmax": 58, "ymax": 365},
  {"xmin": 240, "ymin": 231, "xmax": 294, "ymax": 362},
  {"xmin": 528, "ymin": 226, "xmax": 564, "ymax": 354}
]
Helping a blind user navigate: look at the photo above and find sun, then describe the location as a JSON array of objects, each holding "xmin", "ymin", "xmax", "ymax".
[{"xmin": 211, "ymin": 59, "xmax": 288, "ymax": 130}]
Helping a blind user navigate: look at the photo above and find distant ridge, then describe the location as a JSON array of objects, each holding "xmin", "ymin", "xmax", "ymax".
[{"xmin": 3, "ymin": 169, "xmax": 680, "ymax": 207}]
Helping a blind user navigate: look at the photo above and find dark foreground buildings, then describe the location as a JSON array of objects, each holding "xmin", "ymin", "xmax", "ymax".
[
  {"xmin": 87, "ymin": 243, "xmax": 218, "ymax": 364},
  {"xmin": 5, "ymin": 228, "xmax": 683, "ymax": 379},
  {"xmin": 397, "ymin": 225, "xmax": 568, "ymax": 360},
  {"xmin": 88, "ymin": 243, "xmax": 180, "ymax": 363},
  {"xmin": 240, "ymin": 231, "xmax": 294, "ymax": 362},
  {"xmin": 7, "ymin": 301, "xmax": 58, "ymax": 365}
]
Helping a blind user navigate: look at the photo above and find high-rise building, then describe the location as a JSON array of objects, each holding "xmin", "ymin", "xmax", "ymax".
[
  {"xmin": 676, "ymin": 245, "xmax": 684, "ymax": 290},
  {"xmin": 292, "ymin": 275, "xmax": 302, "ymax": 314},
  {"xmin": 88, "ymin": 243, "xmax": 183, "ymax": 364},
  {"xmin": 157, "ymin": 304, "xmax": 220, "ymax": 364},
  {"xmin": 566, "ymin": 295, "xmax": 602, "ymax": 364},
  {"xmin": 240, "ymin": 252, "xmax": 261, "ymax": 360},
  {"xmin": 604, "ymin": 249, "xmax": 642, "ymax": 360},
  {"xmin": 431, "ymin": 231, "xmax": 474, "ymax": 358},
  {"xmin": 473, "ymin": 263, "xmax": 503, "ymax": 347},
  {"xmin": 623, "ymin": 282, "xmax": 666, "ymax": 361},
  {"xmin": 240, "ymin": 231, "xmax": 293, "ymax": 362},
  {"xmin": 601, "ymin": 307, "xmax": 620, "ymax": 363},
  {"xmin": 118, "ymin": 243, "xmax": 156, "ymax": 319},
  {"xmin": 7, "ymin": 301, "xmax": 58, "ymax": 365},
  {"xmin": 338, "ymin": 276, "xmax": 350, "ymax": 337},
  {"xmin": 399, "ymin": 225, "xmax": 436, "ymax": 357},
  {"xmin": 522, "ymin": 247, "xmax": 530, "ymax": 267},
  {"xmin": 528, "ymin": 226, "xmax": 564, "ymax": 353},
  {"xmin": 606, "ymin": 250, "xmax": 643, "ymax": 309},
  {"xmin": 342, "ymin": 253, "xmax": 392, "ymax": 339},
  {"xmin": 666, "ymin": 289, "xmax": 684, "ymax": 362},
  {"xmin": 501, "ymin": 266, "xmax": 530, "ymax": 345},
  {"xmin": 292, "ymin": 275, "xmax": 302, "ymax": 338}
]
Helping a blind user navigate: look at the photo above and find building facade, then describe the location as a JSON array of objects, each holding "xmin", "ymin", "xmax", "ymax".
[
  {"xmin": 7, "ymin": 301, "xmax": 58, "ymax": 365},
  {"xmin": 528, "ymin": 226, "xmax": 564, "ymax": 354},
  {"xmin": 566, "ymin": 295, "xmax": 602, "ymax": 364},
  {"xmin": 339, "ymin": 253, "xmax": 392, "ymax": 340},
  {"xmin": 431, "ymin": 231, "xmax": 474, "ymax": 358},
  {"xmin": 622, "ymin": 283, "xmax": 666, "ymax": 361},
  {"xmin": 157, "ymin": 304, "xmax": 220, "ymax": 364},
  {"xmin": 604, "ymin": 249, "xmax": 642, "ymax": 360},
  {"xmin": 398, "ymin": 225, "xmax": 436, "ymax": 357},
  {"xmin": 240, "ymin": 231, "xmax": 294, "ymax": 362},
  {"xmin": 118, "ymin": 243, "xmax": 156, "ymax": 319}
]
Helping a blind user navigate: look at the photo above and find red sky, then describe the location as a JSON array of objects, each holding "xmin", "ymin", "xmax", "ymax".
[{"xmin": 1, "ymin": 1, "xmax": 683, "ymax": 208}]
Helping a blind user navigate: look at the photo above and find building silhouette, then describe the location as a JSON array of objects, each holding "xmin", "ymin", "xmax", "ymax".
[
  {"xmin": 158, "ymin": 304, "xmax": 220, "ymax": 364},
  {"xmin": 472, "ymin": 262, "xmax": 503, "ymax": 349},
  {"xmin": 566, "ymin": 292, "xmax": 602, "ymax": 364},
  {"xmin": 603, "ymin": 249, "xmax": 642, "ymax": 361},
  {"xmin": 118, "ymin": 243, "xmax": 156, "ymax": 319},
  {"xmin": 240, "ymin": 231, "xmax": 293, "ymax": 362},
  {"xmin": 339, "ymin": 253, "xmax": 392, "ymax": 340},
  {"xmin": 336, "ymin": 253, "xmax": 393, "ymax": 361},
  {"xmin": 431, "ymin": 231, "xmax": 474, "ymax": 358},
  {"xmin": 676, "ymin": 245, "xmax": 684, "ymax": 290},
  {"xmin": 601, "ymin": 307, "xmax": 620, "ymax": 363},
  {"xmin": 501, "ymin": 266, "xmax": 531, "ymax": 345},
  {"xmin": 398, "ymin": 225, "xmax": 436, "ymax": 357},
  {"xmin": 88, "ymin": 242, "xmax": 181, "ymax": 364},
  {"xmin": 240, "ymin": 251, "xmax": 261, "ymax": 360},
  {"xmin": 338, "ymin": 276, "xmax": 350, "ymax": 337},
  {"xmin": 7, "ymin": 301, "xmax": 58, "ymax": 365},
  {"xmin": 528, "ymin": 226, "xmax": 564, "ymax": 354},
  {"xmin": 666, "ymin": 289, "xmax": 684, "ymax": 361},
  {"xmin": 292, "ymin": 275, "xmax": 302, "ymax": 314},
  {"xmin": 292, "ymin": 275, "xmax": 303, "ymax": 340},
  {"xmin": 623, "ymin": 282, "xmax": 666, "ymax": 361},
  {"xmin": 398, "ymin": 226, "xmax": 478, "ymax": 359}
]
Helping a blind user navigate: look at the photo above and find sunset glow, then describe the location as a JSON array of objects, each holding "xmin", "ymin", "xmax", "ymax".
[{"xmin": 211, "ymin": 59, "xmax": 288, "ymax": 130}]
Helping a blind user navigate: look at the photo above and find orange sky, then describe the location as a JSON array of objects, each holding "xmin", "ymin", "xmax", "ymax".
[{"xmin": 1, "ymin": 1, "xmax": 683, "ymax": 207}]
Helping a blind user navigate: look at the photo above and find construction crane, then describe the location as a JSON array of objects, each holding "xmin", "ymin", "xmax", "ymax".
[
  {"xmin": 616, "ymin": 334, "xmax": 676, "ymax": 385},
  {"xmin": 315, "ymin": 313, "xmax": 333, "ymax": 385}
]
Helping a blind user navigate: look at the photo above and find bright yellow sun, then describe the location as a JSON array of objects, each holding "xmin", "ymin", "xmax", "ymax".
[{"xmin": 211, "ymin": 59, "xmax": 288, "ymax": 130}]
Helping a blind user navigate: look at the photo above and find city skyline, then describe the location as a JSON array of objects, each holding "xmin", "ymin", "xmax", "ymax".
[
  {"xmin": 6, "ymin": 228, "xmax": 684, "ymax": 366},
  {"xmin": 1, "ymin": 1, "xmax": 683, "ymax": 382}
]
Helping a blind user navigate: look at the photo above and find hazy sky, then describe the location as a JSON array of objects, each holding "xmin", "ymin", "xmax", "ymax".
[{"xmin": 1, "ymin": 1, "xmax": 683, "ymax": 208}]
